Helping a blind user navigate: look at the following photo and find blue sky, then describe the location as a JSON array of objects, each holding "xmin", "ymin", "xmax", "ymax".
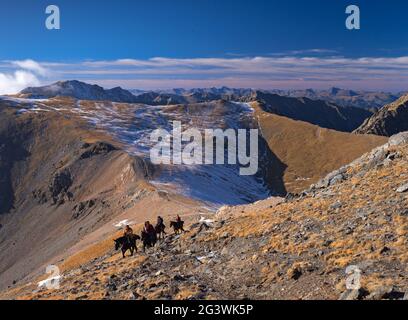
[{"xmin": 0, "ymin": 0, "xmax": 408, "ymax": 92}]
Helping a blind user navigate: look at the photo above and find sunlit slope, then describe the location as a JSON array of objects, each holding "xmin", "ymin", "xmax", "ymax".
[{"xmin": 252, "ymin": 102, "xmax": 387, "ymax": 193}]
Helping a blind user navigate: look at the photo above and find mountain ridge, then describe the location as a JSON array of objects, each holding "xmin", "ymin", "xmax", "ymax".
[
  {"xmin": 355, "ymin": 94, "xmax": 408, "ymax": 136},
  {"xmin": 20, "ymin": 80, "xmax": 138, "ymax": 103}
]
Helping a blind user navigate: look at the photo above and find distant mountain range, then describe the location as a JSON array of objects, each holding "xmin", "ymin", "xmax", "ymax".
[
  {"xmin": 16, "ymin": 80, "xmax": 390, "ymax": 133},
  {"xmin": 20, "ymin": 81, "xmax": 401, "ymax": 111},
  {"xmin": 153, "ymin": 86, "xmax": 402, "ymax": 110},
  {"xmin": 271, "ymin": 87, "xmax": 402, "ymax": 111}
]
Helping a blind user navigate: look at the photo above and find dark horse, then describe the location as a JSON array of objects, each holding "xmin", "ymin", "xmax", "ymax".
[
  {"xmin": 114, "ymin": 234, "xmax": 140, "ymax": 258},
  {"xmin": 155, "ymin": 223, "xmax": 166, "ymax": 240},
  {"xmin": 170, "ymin": 221, "xmax": 185, "ymax": 235},
  {"xmin": 141, "ymin": 230, "xmax": 157, "ymax": 252}
]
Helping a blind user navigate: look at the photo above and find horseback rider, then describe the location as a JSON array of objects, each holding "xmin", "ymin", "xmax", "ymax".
[
  {"xmin": 170, "ymin": 215, "xmax": 185, "ymax": 234},
  {"xmin": 123, "ymin": 225, "xmax": 134, "ymax": 244},
  {"xmin": 124, "ymin": 225, "xmax": 134, "ymax": 237},
  {"xmin": 155, "ymin": 215, "xmax": 166, "ymax": 239},
  {"xmin": 144, "ymin": 221, "xmax": 155, "ymax": 235},
  {"xmin": 157, "ymin": 216, "xmax": 164, "ymax": 227}
]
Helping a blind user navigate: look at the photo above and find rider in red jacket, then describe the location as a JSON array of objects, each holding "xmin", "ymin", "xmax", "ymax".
[{"xmin": 144, "ymin": 221, "xmax": 155, "ymax": 234}]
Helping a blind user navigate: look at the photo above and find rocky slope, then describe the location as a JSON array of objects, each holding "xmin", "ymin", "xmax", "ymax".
[
  {"xmin": 4, "ymin": 133, "xmax": 407, "ymax": 300},
  {"xmin": 355, "ymin": 94, "xmax": 408, "ymax": 136}
]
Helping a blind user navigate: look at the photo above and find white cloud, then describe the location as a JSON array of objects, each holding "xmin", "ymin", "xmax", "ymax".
[
  {"xmin": 0, "ymin": 70, "xmax": 41, "ymax": 95},
  {"xmin": 70, "ymin": 55, "xmax": 408, "ymax": 91},
  {"xmin": 0, "ymin": 60, "xmax": 49, "ymax": 95},
  {"xmin": 11, "ymin": 59, "xmax": 49, "ymax": 76},
  {"xmin": 2, "ymin": 55, "xmax": 407, "ymax": 92}
]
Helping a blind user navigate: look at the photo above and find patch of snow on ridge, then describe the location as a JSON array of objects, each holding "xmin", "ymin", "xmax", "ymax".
[{"xmin": 5, "ymin": 98, "xmax": 271, "ymax": 206}]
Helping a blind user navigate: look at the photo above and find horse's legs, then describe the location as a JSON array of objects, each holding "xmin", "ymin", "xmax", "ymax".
[{"xmin": 122, "ymin": 249, "xmax": 126, "ymax": 258}]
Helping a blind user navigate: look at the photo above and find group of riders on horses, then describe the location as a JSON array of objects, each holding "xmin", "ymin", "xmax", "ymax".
[{"xmin": 114, "ymin": 215, "xmax": 185, "ymax": 258}]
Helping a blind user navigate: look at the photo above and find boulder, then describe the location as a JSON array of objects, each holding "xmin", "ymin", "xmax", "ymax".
[
  {"xmin": 79, "ymin": 142, "xmax": 117, "ymax": 160},
  {"xmin": 367, "ymin": 286, "xmax": 405, "ymax": 300},
  {"xmin": 396, "ymin": 183, "xmax": 408, "ymax": 193},
  {"xmin": 339, "ymin": 288, "xmax": 368, "ymax": 300}
]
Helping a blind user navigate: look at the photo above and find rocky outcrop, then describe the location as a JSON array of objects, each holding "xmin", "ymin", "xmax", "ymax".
[
  {"xmin": 354, "ymin": 95, "xmax": 408, "ymax": 136},
  {"xmin": 49, "ymin": 169, "xmax": 73, "ymax": 205},
  {"xmin": 79, "ymin": 142, "xmax": 117, "ymax": 160}
]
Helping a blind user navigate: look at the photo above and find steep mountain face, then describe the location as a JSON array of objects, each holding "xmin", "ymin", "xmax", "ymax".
[
  {"xmin": 272, "ymin": 87, "xmax": 401, "ymax": 110},
  {"xmin": 4, "ymin": 133, "xmax": 407, "ymax": 300},
  {"xmin": 20, "ymin": 81, "xmax": 138, "ymax": 103},
  {"xmin": 354, "ymin": 95, "xmax": 408, "ymax": 136},
  {"xmin": 247, "ymin": 92, "xmax": 372, "ymax": 132}
]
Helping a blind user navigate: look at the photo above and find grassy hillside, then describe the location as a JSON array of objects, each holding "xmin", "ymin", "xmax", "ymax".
[{"xmin": 253, "ymin": 102, "xmax": 387, "ymax": 193}]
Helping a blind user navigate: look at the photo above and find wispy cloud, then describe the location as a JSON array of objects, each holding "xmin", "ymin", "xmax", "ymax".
[
  {"xmin": 268, "ymin": 48, "xmax": 340, "ymax": 56},
  {"xmin": 11, "ymin": 60, "xmax": 49, "ymax": 76},
  {"xmin": 0, "ymin": 60, "xmax": 50, "ymax": 94},
  {"xmin": 2, "ymin": 55, "xmax": 408, "ymax": 92}
]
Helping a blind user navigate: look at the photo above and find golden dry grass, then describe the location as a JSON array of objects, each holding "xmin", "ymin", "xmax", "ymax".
[{"xmin": 252, "ymin": 102, "xmax": 387, "ymax": 193}]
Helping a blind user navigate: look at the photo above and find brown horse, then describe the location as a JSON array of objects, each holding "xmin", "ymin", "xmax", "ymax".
[
  {"xmin": 170, "ymin": 221, "xmax": 185, "ymax": 235},
  {"xmin": 114, "ymin": 234, "xmax": 140, "ymax": 258},
  {"xmin": 141, "ymin": 230, "xmax": 157, "ymax": 252},
  {"xmin": 155, "ymin": 223, "xmax": 166, "ymax": 240}
]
